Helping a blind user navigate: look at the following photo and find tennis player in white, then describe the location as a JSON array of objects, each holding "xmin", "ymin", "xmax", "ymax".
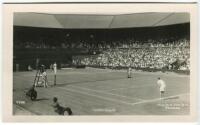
[
  {"xmin": 53, "ymin": 62, "xmax": 57, "ymax": 86},
  {"xmin": 157, "ymin": 77, "xmax": 166, "ymax": 99},
  {"xmin": 127, "ymin": 67, "xmax": 132, "ymax": 78},
  {"xmin": 53, "ymin": 62, "xmax": 57, "ymax": 74}
]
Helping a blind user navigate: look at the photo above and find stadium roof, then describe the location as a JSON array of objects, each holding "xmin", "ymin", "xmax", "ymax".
[{"xmin": 14, "ymin": 12, "xmax": 189, "ymax": 29}]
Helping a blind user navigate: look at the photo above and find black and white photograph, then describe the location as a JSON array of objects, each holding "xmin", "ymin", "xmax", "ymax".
[{"xmin": 2, "ymin": 3, "xmax": 198, "ymax": 122}]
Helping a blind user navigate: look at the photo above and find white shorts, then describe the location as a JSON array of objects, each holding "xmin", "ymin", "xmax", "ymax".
[
  {"xmin": 54, "ymin": 68, "xmax": 57, "ymax": 74},
  {"xmin": 160, "ymin": 86, "xmax": 165, "ymax": 92}
]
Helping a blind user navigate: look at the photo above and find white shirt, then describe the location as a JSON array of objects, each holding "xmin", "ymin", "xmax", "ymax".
[
  {"xmin": 53, "ymin": 63, "xmax": 57, "ymax": 74},
  {"xmin": 157, "ymin": 79, "xmax": 166, "ymax": 91}
]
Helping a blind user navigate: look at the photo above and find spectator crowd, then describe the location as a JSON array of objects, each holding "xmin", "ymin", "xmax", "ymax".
[
  {"xmin": 73, "ymin": 38, "xmax": 190, "ymax": 70},
  {"xmin": 15, "ymin": 37, "xmax": 189, "ymax": 50},
  {"xmin": 14, "ymin": 23, "xmax": 190, "ymax": 71}
]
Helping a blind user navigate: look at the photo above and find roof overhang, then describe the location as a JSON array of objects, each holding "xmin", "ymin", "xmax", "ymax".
[{"xmin": 14, "ymin": 12, "xmax": 190, "ymax": 29}]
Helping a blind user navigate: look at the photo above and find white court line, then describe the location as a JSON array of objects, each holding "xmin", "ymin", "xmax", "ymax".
[
  {"xmin": 67, "ymin": 85, "xmax": 145, "ymax": 101},
  {"xmin": 58, "ymin": 87, "xmax": 135, "ymax": 106},
  {"xmin": 108, "ymin": 84, "xmax": 154, "ymax": 91},
  {"xmin": 55, "ymin": 71, "xmax": 114, "ymax": 75},
  {"xmin": 13, "ymin": 75, "xmax": 124, "ymax": 86},
  {"xmin": 14, "ymin": 103, "xmax": 39, "ymax": 115},
  {"xmin": 14, "ymin": 76, "xmax": 143, "ymax": 102},
  {"xmin": 14, "ymin": 76, "xmax": 187, "ymax": 103},
  {"xmin": 130, "ymin": 93, "xmax": 189, "ymax": 106},
  {"xmin": 13, "ymin": 70, "xmax": 116, "ymax": 77},
  {"xmin": 14, "ymin": 76, "xmax": 189, "ymax": 107},
  {"xmin": 14, "ymin": 76, "xmax": 144, "ymax": 101},
  {"xmin": 57, "ymin": 87, "xmax": 189, "ymax": 107}
]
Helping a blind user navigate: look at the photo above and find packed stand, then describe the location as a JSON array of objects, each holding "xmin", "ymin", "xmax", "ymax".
[{"xmin": 73, "ymin": 38, "xmax": 190, "ymax": 70}]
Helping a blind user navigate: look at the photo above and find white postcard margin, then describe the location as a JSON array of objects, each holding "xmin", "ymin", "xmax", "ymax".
[{"xmin": 2, "ymin": 3, "xmax": 198, "ymax": 122}]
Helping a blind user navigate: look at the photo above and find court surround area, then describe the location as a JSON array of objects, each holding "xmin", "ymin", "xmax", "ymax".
[{"xmin": 13, "ymin": 68, "xmax": 189, "ymax": 115}]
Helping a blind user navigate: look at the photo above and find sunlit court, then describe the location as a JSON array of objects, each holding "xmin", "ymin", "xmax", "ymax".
[{"xmin": 13, "ymin": 68, "xmax": 189, "ymax": 115}]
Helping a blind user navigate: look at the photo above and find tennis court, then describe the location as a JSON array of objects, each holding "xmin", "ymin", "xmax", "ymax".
[{"xmin": 13, "ymin": 67, "xmax": 190, "ymax": 115}]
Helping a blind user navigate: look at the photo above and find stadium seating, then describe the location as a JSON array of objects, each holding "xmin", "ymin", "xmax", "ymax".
[
  {"xmin": 13, "ymin": 23, "xmax": 190, "ymax": 71},
  {"xmin": 72, "ymin": 38, "xmax": 190, "ymax": 70}
]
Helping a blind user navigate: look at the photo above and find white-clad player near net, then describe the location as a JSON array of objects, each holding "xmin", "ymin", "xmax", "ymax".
[
  {"xmin": 157, "ymin": 77, "xmax": 166, "ymax": 100},
  {"xmin": 53, "ymin": 62, "xmax": 57, "ymax": 86}
]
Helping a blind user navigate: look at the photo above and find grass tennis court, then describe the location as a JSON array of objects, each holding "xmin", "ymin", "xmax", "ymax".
[{"xmin": 13, "ymin": 67, "xmax": 190, "ymax": 115}]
